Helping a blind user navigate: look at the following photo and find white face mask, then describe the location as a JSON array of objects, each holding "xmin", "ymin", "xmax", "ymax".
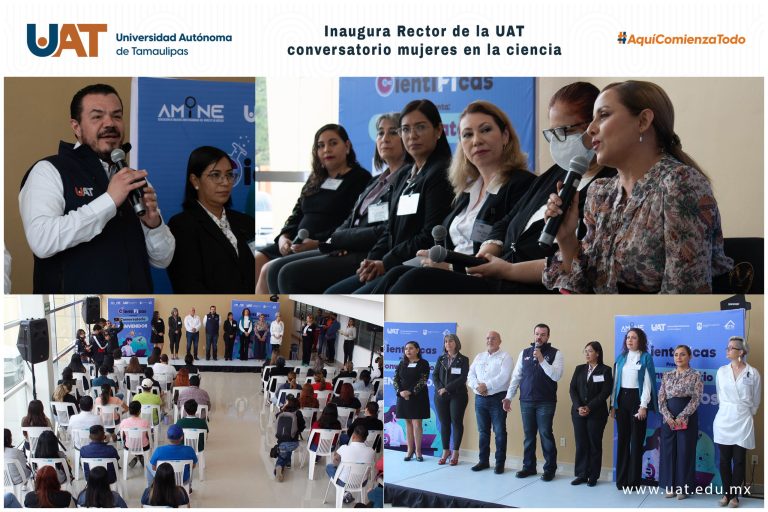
[{"xmin": 549, "ymin": 131, "xmax": 595, "ymax": 171}]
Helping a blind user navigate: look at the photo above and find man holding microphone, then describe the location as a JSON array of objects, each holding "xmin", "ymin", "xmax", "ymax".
[{"xmin": 503, "ymin": 323, "xmax": 564, "ymax": 482}]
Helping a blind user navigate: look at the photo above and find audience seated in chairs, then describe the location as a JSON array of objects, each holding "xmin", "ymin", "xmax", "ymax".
[
  {"xmin": 325, "ymin": 425, "xmax": 376, "ymax": 505},
  {"xmin": 92, "ymin": 365, "xmax": 122, "ymax": 399},
  {"xmin": 299, "ymin": 383, "xmax": 320, "ymax": 409},
  {"xmin": 24, "ymin": 465, "xmax": 74, "ymax": 508},
  {"xmin": 274, "ymin": 372, "xmax": 301, "ymax": 405},
  {"xmin": 274, "ymin": 396, "xmax": 306, "ymax": 482},
  {"xmin": 21, "ymin": 399, "xmax": 53, "ymax": 447},
  {"xmin": 52, "ymin": 381, "xmax": 79, "ymax": 414},
  {"xmin": 4, "ymin": 429, "xmax": 32, "ymax": 485},
  {"xmin": 310, "ymin": 404, "xmax": 342, "ymax": 451},
  {"xmin": 353, "ymin": 370, "xmax": 373, "ymax": 392},
  {"xmin": 119, "ymin": 400, "xmax": 151, "ymax": 469},
  {"xmin": 147, "ymin": 425, "xmax": 197, "ymax": 488},
  {"xmin": 79, "ymin": 425, "xmax": 120, "ymax": 484},
  {"xmin": 331, "ymin": 383, "xmax": 362, "ymax": 414},
  {"xmin": 341, "ymin": 402, "xmax": 384, "ymax": 447},
  {"xmin": 177, "ymin": 375, "xmax": 211, "ymax": 415},
  {"xmin": 176, "ymin": 399, "xmax": 209, "ymax": 451},
  {"xmin": 333, "ymin": 361, "xmax": 357, "ymax": 386},
  {"xmin": 141, "ymin": 462, "xmax": 190, "ymax": 508},
  {"xmin": 174, "ymin": 367, "xmax": 191, "ymax": 387},
  {"xmin": 134, "ymin": 379, "xmax": 164, "ymax": 424},
  {"xmin": 312, "ymin": 373, "xmax": 333, "ymax": 391},
  {"xmin": 76, "ymin": 466, "xmax": 127, "ymax": 508},
  {"xmin": 33, "ymin": 430, "xmax": 71, "ymax": 485}
]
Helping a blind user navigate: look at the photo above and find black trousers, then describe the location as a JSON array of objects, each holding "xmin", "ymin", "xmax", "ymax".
[
  {"xmin": 615, "ymin": 388, "xmax": 646, "ymax": 489},
  {"xmin": 239, "ymin": 333, "xmax": 251, "ymax": 360},
  {"xmin": 169, "ymin": 333, "xmax": 181, "ymax": 354},
  {"xmin": 659, "ymin": 397, "xmax": 697, "ymax": 491},
  {"xmin": 384, "ymin": 266, "xmax": 549, "ymax": 294},
  {"xmin": 342, "ymin": 339, "xmax": 355, "ymax": 363},
  {"xmin": 434, "ymin": 391, "xmax": 469, "ymax": 451},
  {"xmin": 302, "ymin": 335, "xmax": 313, "ymax": 365},
  {"xmin": 224, "ymin": 334, "xmax": 235, "ymax": 360},
  {"xmin": 718, "ymin": 444, "xmax": 747, "ymax": 500},
  {"xmin": 270, "ymin": 249, "xmax": 368, "ymax": 294},
  {"xmin": 572, "ymin": 408, "xmax": 608, "ymax": 480}
]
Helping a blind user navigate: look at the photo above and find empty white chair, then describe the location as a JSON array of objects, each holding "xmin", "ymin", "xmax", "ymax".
[
  {"xmin": 29, "ymin": 457, "xmax": 75, "ymax": 492},
  {"xmin": 155, "ymin": 459, "xmax": 193, "ymax": 494},
  {"xmin": 121, "ymin": 426, "xmax": 153, "ymax": 480},
  {"xmin": 306, "ymin": 428, "xmax": 341, "ymax": 480},
  {"xmin": 336, "ymin": 407, "xmax": 357, "ymax": 429},
  {"xmin": 181, "ymin": 428, "xmax": 207, "ymax": 481},
  {"xmin": 4, "ymin": 458, "xmax": 31, "ymax": 502},
  {"xmin": 323, "ymin": 461, "xmax": 372, "ymax": 508},
  {"xmin": 70, "ymin": 428, "xmax": 91, "ymax": 480},
  {"xmin": 21, "ymin": 426, "xmax": 53, "ymax": 455},
  {"xmin": 140, "ymin": 404, "xmax": 162, "ymax": 447},
  {"xmin": 315, "ymin": 390, "xmax": 332, "ymax": 409},
  {"xmin": 80, "ymin": 457, "xmax": 122, "ymax": 494}
]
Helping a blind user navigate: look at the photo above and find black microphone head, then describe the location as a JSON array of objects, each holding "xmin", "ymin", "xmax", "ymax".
[
  {"xmin": 297, "ymin": 228, "xmax": 309, "ymax": 239},
  {"xmin": 110, "ymin": 148, "xmax": 126, "ymax": 164},
  {"xmin": 121, "ymin": 142, "xmax": 132, "ymax": 153},
  {"xmin": 569, "ymin": 155, "xmax": 589, "ymax": 175},
  {"xmin": 431, "ymin": 225, "xmax": 447, "ymax": 242},
  {"xmin": 428, "ymin": 245, "xmax": 448, "ymax": 263}
]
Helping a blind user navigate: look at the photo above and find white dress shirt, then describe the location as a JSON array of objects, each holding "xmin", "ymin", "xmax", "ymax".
[
  {"xmin": 467, "ymin": 349, "xmax": 514, "ymax": 396},
  {"xmin": 505, "ymin": 345, "xmax": 564, "ymax": 400},
  {"xmin": 713, "ymin": 363, "xmax": 761, "ymax": 449},
  {"xmin": 340, "ymin": 326, "xmax": 357, "ymax": 341},
  {"xmin": 621, "ymin": 350, "xmax": 652, "ymax": 408},
  {"xmin": 184, "ymin": 315, "xmax": 201, "ymax": 332},
  {"xmin": 449, "ymin": 178, "xmax": 499, "ymax": 255},
  {"xmin": 19, "ymin": 146, "xmax": 174, "ymax": 267}
]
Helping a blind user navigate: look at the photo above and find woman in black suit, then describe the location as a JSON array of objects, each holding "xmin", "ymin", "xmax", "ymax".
[
  {"xmin": 222, "ymin": 312, "xmax": 238, "ymax": 361},
  {"xmin": 301, "ymin": 314, "xmax": 317, "ymax": 366},
  {"xmin": 167, "ymin": 146, "xmax": 255, "ymax": 293},
  {"xmin": 167, "ymin": 308, "xmax": 183, "ymax": 360},
  {"xmin": 432, "ymin": 333, "xmax": 470, "ymax": 466},
  {"xmin": 568, "ymin": 341, "xmax": 613, "ymax": 487}
]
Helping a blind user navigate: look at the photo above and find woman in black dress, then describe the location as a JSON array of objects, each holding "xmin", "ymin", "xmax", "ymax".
[
  {"xmin": 150, "ymin": 311, "xmax": 164, "ymax": 353},
  {"xmin": 433, "ymin": 334, "xmax": 470, "ymax": 466},
  {"xmin": 222, "ymin": 312, "xmax": 238, "ymax": 361},
  {"xmin": 393, "ymin": 340, "xmax": 430, "ymax": 461},
  {"xmin": 167, "ymin": 308, "xmax": 183, "ymax": 360}
]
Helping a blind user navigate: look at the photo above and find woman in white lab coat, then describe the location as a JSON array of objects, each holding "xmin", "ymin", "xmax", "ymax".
[{"xmin": 713, "ymin": 336, "xmax": 762, "ymax": 508}]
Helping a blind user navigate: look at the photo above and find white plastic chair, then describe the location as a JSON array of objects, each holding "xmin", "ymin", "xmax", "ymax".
[
  {"xmin": 29, "ymin": 457, "xmax": 75, "ymax": 492},
  {"xmin": 266, "ymin": 376, "xmax": 289, "ymax": 405},
  {"xmin": 315, "ymin": 390, "xmax": 332, "ymax": 409},
  {"xmin": 302, "ymin": 376, "xmax": 314, "ymax": 386},
  {"xmin": 72, "ymin": 372, "xmax": 90, "ymax": 398},
  {"xmin": 50, "ymin": 401, "xmax": 76, "ymax": 442},
  {"xmin": 275, "ymin": 388, "xmax": 301, "ymax": 407},
  {"xmin": 80, "ymin": 457, "xmax": 122, "ymax": 494},
  {"xmin": 140, "ymin": 404, "xmax": 162, "ymax": 447},
  {"xmin": 195, "ymin": 404, "xmax": 210, "ymax": 422},
  {"xmin": 336, "ymin": 407, "xmax": 357, "ymax": 429},
  {"xmin": 299, "ymin": 407, "xmax": 319, "ymax": 432},
  {"xmin": 364, "ymin": 429, "xmax": 383, "ymax": 455},
  {"xmin": 261, "ymin": 365, "xmax": 276, "ymax": 393},
  {"xmin": 377, "ymin": 400, "xmax": 384, "ymax": 422},
  {"xmin": 121, "ymin": 426, "xmax": 153, "ymax": 480},
  {"xmin": 323, "ymin": 461, "xmax": 372, "ymax": 508},
  {"xmin": 124, "ymin": 373, "xmax": 144, "ymax": 402},
  {"xmin": 354, "ymin": 390, "xmax": 372, "ymax": 406},
  {"xmin": 332, "ymin": 377, "xmax": 356, "ymax": 396},
  {"xmin": 182, "ymin": 428, "xmax": 207, "ymax": 481},
  {"xmin": 21, "ymin": 426, "xmax": 53, "ymax": 455},
  {"xmin": 95, "ymin": 404, "xmax": 121, "ymax": 431},
  {"xmin": 371, "ymin": 379, "xmax": 382, "ymax": 397},
  {"xmin": 3, "ymin": 458, "xmax": 31, "ymax": 502},
  {"xmin": 306, "ymin": 428, "xmax": 341, "ymax": 480},
  {"xmin": 70, "ymin": 428, "xmax": 91, "ymax": 480},
  {"xmin": 83, "ymin": 362, "xmax": 96, "ymax": 379},
  {"xmin": 155, "ymin": 460, "xmax": 193, "ymax": 494},
  {"xmin": 324, "ymin": 366, "xmax": 339, "ymax": 380}
]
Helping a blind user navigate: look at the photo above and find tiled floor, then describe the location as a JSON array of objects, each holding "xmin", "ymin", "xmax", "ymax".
[{"xmin": 63, "ymin": 371, "xmax": 360, "ymax": 508}]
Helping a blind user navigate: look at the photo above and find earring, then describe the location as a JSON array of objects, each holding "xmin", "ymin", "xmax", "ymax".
[
  {"xmin": 639, "ymin": 133, "xmax": 644, "ymax": 143},
  {"xmin": 194, "ymin": 186, "xmax": 199, "ymax": 190}
]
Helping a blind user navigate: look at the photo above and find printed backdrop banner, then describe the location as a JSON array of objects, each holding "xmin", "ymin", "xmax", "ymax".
[
  {"xmin": 613, "ymin": 309, "xmax": 745, "ymax": 488},
  {"xmin": 339, "ymin": 77, "xmax": 536, "ymax": 175},
  {"xmin": 383, "ymin": 321, "xmax": 457, "ymax": 455},
  {"xmin": 107, "ymin": 297, "xmax": 155, "ymax": 357},
  {"xmin": 230, "ymin": 299, "xmax": 280, "ymax": 359},
  {"xmin": 134, "ymin": 77, "xmax": 256, "ymax": 293}
]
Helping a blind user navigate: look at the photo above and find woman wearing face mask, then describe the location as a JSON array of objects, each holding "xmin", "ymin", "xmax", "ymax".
[
  {"xmin": 325, "ymin": 99, "xmax": 455, "ymax": 293},
  {"xmin": 543, "ymin": 80, "xmax": 732, "ymax": 293},
  {"xmin": 255, "ymin": 124, "xmax": 371, "ymax": 293},
  {"xmin": 385, "ymin": 82, "xmax": 616, "ymax": 293},
  {"xmin": 265, "ymin": 113, "xmax": 413, "ymax": 293}
]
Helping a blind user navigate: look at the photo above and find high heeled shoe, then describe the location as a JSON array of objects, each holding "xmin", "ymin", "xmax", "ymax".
[
  {"xmin": 437, "ymin": 454, "xmax": 449, "ymax": 465},
  {"xmin": 449, "ymin": 453, "xmax": 459, "ymax": 466},
  {"xmin": 403, "ymin": 453, "xmax": 414, "ymax": 461}
]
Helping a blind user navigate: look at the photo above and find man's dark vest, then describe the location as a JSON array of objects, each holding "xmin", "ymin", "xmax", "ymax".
[
  {"xmin": 21, "ymin": 141, "xmax": 152, "ymax": 293},
  {"xmin": 519, "ymin": 343, "xmax": 559, "ymax": 402}
]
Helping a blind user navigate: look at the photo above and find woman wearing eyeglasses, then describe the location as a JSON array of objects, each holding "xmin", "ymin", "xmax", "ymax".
[
  {"xmin": 384, "ymin": 82, "xmax": 616, "ymax": 293},
  {"xmin": 543, "ymin": 80, "xmax": 732, "ymax": 293},
  {"xmin": 713, "ymin": 337, "xmax": 762, "ymax": 508},
  {"xmin": 167, "ymin": 145, "xmax": 255, "ymax": 293}
]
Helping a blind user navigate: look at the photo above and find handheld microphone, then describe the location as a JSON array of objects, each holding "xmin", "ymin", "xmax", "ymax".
[
  {"xmin": 431, "ymin": 225, "xmax": 447, "ymax": 247},
  {"xmin": 538, "ymin": 155, "xmax": 589, "ymax": 248},
  {"xmin": 110, "ymin": 143, "xmax": 146, "ymax": 217},
  {"xmin": 292, "ymin": 228, "xmax": 309, "ymax": 245},
  {"xmin": 428, "ymin": 245, "xmax": 486, "ymax": 268}
]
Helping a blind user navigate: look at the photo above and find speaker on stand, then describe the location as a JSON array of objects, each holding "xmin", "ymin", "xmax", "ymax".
[{"xmin": 16, "ymin": 318, "xmax": 50, "ymax": 400}]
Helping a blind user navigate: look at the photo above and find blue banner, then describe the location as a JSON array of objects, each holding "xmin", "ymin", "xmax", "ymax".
[
  {"xmin": 339, "ymin": 77, "xmax": 536, "ymax": 175},
  {"xmin": 613, "ymin": 309, "xmax": 745, "ymax": 488},
  {"xmin": 383, "ymin": 321, "xmax": 457, "ymax": 455},
  {"xmin": 134, "ymin": 77, "xmax": 256, "ymax": 293},
  {"xmin": 107, "ymin": 297, "xmax": 155, "ymax": 357},
  {"xmin": 229, "ymin": 299, "xmax": 280, "ymax": 359}
]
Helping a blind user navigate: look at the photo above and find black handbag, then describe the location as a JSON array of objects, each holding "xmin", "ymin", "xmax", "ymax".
[{"xmin": 269, "ymin": 444, "xmax": 279, "ymax": 458}]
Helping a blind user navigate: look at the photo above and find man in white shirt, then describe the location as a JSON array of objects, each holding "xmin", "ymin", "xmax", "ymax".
[
  {"xmin": 18, "ymin": 83, "xmax": 174, "ymax": 293},
  {"xmin": 466, "ymin": 330, "xmax": 514, "ymax": 474},
  {"xmin": 152, "ymin": 354, "xmax": 177, "ymax": 384},
  {"xmin": 325, "ymin": 425, "xmax": 376, "ymax": 491},
  {"xmin": 503, "ymin": 323, "xmax": 564, "ymax": 482},
  {"xmin": 184, "ymin": 308, "xmax": 201, "ymax": 360},
  {"xmin": 68, "ymin": 396, "xmax": 104, "ymax": 432}
]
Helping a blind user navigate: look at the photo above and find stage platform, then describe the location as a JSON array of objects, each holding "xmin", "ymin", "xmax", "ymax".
[
  {"xmin": 383, "ymin": 449, "xmax": 763, "ymax": 508},
  {"xmin": 133, "ymin": 357, "xmax": 316, "ymax": 374}
]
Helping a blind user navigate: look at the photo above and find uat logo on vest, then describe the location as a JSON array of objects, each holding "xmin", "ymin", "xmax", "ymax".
[
  {"xmin": 75, "ymin": 186, "xmax": 94, "ymax": 197},
  {"xmin": 27, "ymin": 24, "xmax": 108, "ymax": 57}
]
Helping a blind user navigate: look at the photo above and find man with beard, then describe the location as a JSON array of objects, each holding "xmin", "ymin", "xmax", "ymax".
[{"xmin": 19, "ymin": 83, "xmax": 174, "ymax": 292}]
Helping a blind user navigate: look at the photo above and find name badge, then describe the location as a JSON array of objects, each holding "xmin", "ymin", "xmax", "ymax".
[
  {"xmin": 408, "ymin": 363, "xmax": 417, "ymax": 368},
  {"xmin": 592, "ymin": 375, "xmax": 605, "ymax": 382},
  {"xmin": 321, "ymin": 178, "xmax": 343, "ymax": 190},
  {"xmin": 470, "ymin": 221, "xmax": 493, "ymax": 243},
  {"xmin": 397, "ymin": 193, "xmax": 420, "ymax": 216},
  {"xmin": 451, "ymin": 367, "xmax": 461, "ymax": 375},
  {"xmin": 368, "ymin": 202, "xmax": 389, "ymax": 223},
  {"xmin": 524, "ymin": 356, "xmax": 531, "ymax": 361}
]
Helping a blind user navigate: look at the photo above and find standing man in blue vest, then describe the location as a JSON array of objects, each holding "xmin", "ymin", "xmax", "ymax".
[
  {"xmin": 503, "ymin": 323, "xmax": 564, "ymax": 482},
  {"xmin": 19, "ymin": 83, "xmax": 174, "ymax": 293},
  {"xmin": 467, "ymin": 330, "xmax": 514, "ymax": 474},
  {"xmin": 205, "ymin": 305, "xmax": 220, "ymax": 361}
]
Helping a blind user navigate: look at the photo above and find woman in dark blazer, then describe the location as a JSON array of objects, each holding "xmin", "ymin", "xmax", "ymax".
[
  {"xmin": 167, "ymin": 146, "xmax": 255, "ymax": 293},
  {"xmin": 222, "ymin": 312, "xmax": 238, "ymax": 361},
  {"xmin": 167, "ymin": 308, "xmax": 183, "ymax": 360},
  {"xmin": 432, "ymin": 333, "xmax": 470, "ymax": 466},
  {"xmin": 300, "ymin": 314, "xmax": 317, "ymax": 366},
  {"xmin": 569, "ymin": 341, "xmax": 613, "ymax": 487}
]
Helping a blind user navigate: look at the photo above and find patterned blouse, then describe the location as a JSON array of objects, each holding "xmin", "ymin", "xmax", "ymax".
[
  {"xmin": 543, "ymin": 154, "xmax": 732, "ymax": 293},
  {"xmin": 658, "ymin": 367, "xmax": 704, "ymax": 423}
]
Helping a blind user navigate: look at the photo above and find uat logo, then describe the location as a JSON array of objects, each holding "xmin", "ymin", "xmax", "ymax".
[{"xmin": 27, "ymin": 24, "xmax": 108, "ymax": 57}]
